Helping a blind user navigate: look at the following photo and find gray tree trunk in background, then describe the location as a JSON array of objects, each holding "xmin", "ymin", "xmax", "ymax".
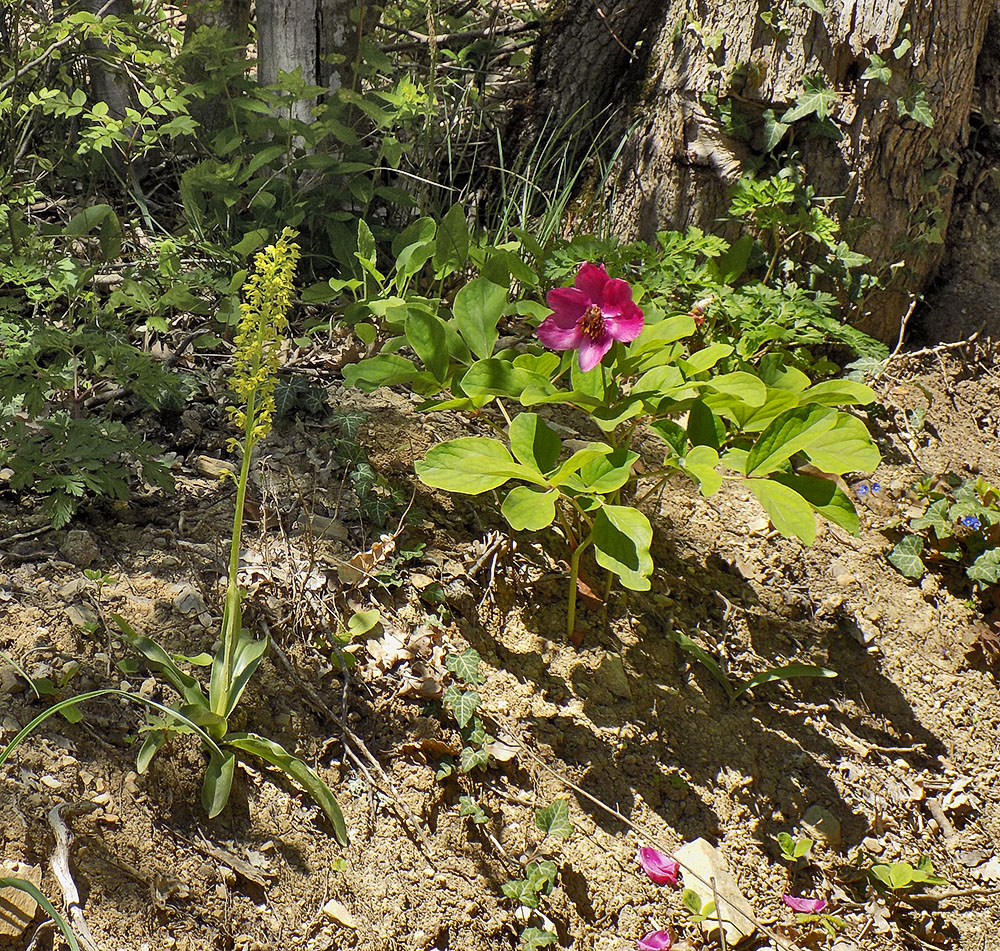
[
  {"xmin": 256, "ymin": 0, "xmax": 366, "ymax": 121},
  {"xmin": 524, "ymin": 0, "xmax": 996, "ymax": 343},
  {"xmin": 82, "ymin": 0, "xmax": 132, "ymax": 121},
  {"xmin": 183, "ymin": 0, "xmax": 251, "ymax": 134}
]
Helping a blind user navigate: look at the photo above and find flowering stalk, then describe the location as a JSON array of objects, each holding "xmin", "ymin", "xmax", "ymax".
[{"xmin": 210, "ymin": 229, "xmax": 299, "ymax": 719}]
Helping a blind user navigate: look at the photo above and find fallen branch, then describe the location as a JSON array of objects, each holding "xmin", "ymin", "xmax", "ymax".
[{"xmin": 47, "ymin": 802, "xmax": 101, "ymax": 951}]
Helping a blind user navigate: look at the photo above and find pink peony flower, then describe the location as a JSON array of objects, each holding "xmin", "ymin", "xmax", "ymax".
[
  {"xmin": 636, "ymin": 930, "xmax": 673, "ymax": 951},
  {"xmin": 638, "ymin": 847, "xmax": 680, "ymax": 886},
  {"xmin": 537, "ymin": 262, "xmax": 644, "ymax": 372},
  {"xmin": 783, "ymin": 894, "xmax": 828, "ymax": 914}
]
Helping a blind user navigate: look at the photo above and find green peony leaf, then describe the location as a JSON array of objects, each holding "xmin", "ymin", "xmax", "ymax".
[
  {"xmin": 502, "ymin": 486, "xmax": 557, "ymax": 531},
  {"xmin": 592, "ymin": 505, "xmax": 654, "ymax": 590},
  {"xmin": 682, "ymin": 445, "xmax": 723, "ymax": 497},
  {"xmin": 453, "ymin": 277, "xmax": 507, "ymax": 359},
  {"xmin": 509, "ymin": 413, "xmax": 561, "ymax": 472},
  {"xmin": 416, "ymin": 438, "xmax": 545, "ymax": 494},
  {"xmin": 747, "ymin": 478, "xmax": 818, "ymax": 544},
  {"xmin": 745, "ymin": 405, "xmax": 837, "ymax": 477}
]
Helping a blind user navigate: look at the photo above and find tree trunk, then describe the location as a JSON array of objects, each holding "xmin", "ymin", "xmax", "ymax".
[
  {"xmin": 256, "ymin": 0, "xmax": 363, "ymax": 120},
  {"xmin": 525, "ymin": 0, "xmax": 995, "ymax": 343}
]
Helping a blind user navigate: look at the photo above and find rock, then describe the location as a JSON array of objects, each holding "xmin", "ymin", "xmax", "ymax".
[
  {"xmin": 194, "ymin": 455, "xmax": 237, "ymax": 479},
  {"xmin": 58, "ymin": 578, "xmax": 90, "ymax": 600},
  {"xmin": 0, "ymin": 862, "xmax": 42, "ymax": 938},
  {"xmin": 802, "ymin": 804, "xmax": 842, "ymax": 849},
  {"xmin": 168, "ymin": 583, "xmax": 208, "ymax": 616},
  {"xmin": 0, "ymin": 668, "xmax": 25, "ymax": 695},
  {"xmin": 65, "ymin": 603, "xmax": 99, "ymax": 630},
  {"xmin": 321, "ymin": 899, "xmax": 357, "ymax": 928},
  {"xmin": 59, "ymin": 529, "xmax": 100, "ymax": 568},
  {"xmin": 675, "ymin": 838, "xmax": 757, "ymax": 945},
  {"xmin": 594, "ymin": 654, "xmax": 632, "ymax": 700},
  {"xmin": 292, "ymin": 513, "xmax": 348, "ymax": 541}
]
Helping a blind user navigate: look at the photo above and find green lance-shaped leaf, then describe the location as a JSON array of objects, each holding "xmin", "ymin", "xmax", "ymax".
[
  {"xmin": 731, "ymin": 664, "xmax": 838, "ymax": 701},
  {"xmin": 800, "ymin": 413, "xmax": 881, "ymax": 475},
  {"xmin": 434, "ymin": 203, "xmax": 470, "ymax": 274},
  {"xmin": 225, "ymin": 733, "xmax": 349, "ymax": 845},
  {"xmin": 747, "ymin": 478, "xmax": 818, "ymax": 544},
  {"xmin": 453, "ymin": 276, "xmax": 507, "ymax": 359},
  {"xmin": 509, "ymin": 413, "xmax": 561, "ymax": 472},
  {"xmin": 681, "ymin": 445, "xmax": 723, "ymax": 497},
  {"xmin": 201, "ymin": 749, "xmax": 236, "ymax": 818},
  {"xmin": 460, "ymin": 359, "xmax": 553, "ymax": 402},
  {"xmin": 767, "ymin": 473, "xmax": 860, "ymax": 535},
  {"xmin": 592, "ymin": 504, "xmax": 654, "ymax": 591},
  {"xmin": 745, "ymin": 405, "xmax": 838, "ymax": 477},
  {"xmin": 0, "ymin": 878, "xmax": 80, "ymax": 951},
  {"xmin": 405, "ymin": 311, "xmax": 451, "ymax": 383},
  {"xmin": 536, "ymin": 799, "xmax": 574, "ymax": 840},
  {"xmin": 502, "ymin": 486, "xmax": 557, "ymax": 531},
  {"xmin": 416, "ymin": 438, "xmax": 545, "ymax": 494},
  {"xmin": 342, "ymin": 354, "xmax": 424, "ymax": 392}
]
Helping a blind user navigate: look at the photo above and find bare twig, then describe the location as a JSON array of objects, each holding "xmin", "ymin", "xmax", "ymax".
[
  {"xmin": 47, "ymin": 802, "xmax": 102, "ymax": 951},
  {"xmin": 266, "ymin": 635, "xmax": 435, "ymax": 865}
]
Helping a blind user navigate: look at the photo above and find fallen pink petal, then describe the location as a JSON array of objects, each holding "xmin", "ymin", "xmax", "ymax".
[
  {"xmin": 636, "ymin": 929, "xmax": 673, "ymax": 951},
  {"xmin": 783, "ymin": 894, "xmax": 828, "ymax": 914},
  {"xmin": 638, "ymin": 846, "xmax": 680, "ymax": 886},
  {"xmin": 537, "ymin": 262, "xmax": 644, "ymax": 372}
]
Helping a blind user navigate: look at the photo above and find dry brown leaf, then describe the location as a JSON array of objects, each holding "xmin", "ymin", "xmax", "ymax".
[{"xmin": 322, "ymin": 898, "xmax": 358, "ymax": 928}]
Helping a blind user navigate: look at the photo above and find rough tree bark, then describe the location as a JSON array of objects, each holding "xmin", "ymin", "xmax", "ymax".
[
  {"xmin": 524, "ymin": 0, "xmax": 995, "ymax": 343},
  {"xmin": 256, "ymin": 0, "xmax": 368, "ymax": 122}
]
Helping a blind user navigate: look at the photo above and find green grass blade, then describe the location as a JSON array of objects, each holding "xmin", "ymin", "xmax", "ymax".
[{"xmin": 0, "ymin": 877, "xmax": 80, "ymax": 951}]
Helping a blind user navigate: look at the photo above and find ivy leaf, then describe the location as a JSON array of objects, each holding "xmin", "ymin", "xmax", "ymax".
[
  {"xmin": 459, "ymin": 795, "xmax": 488, "ymax": 823},
  {"xmin": 460, "ymin": 745, "xmax": 491, "ymax": 772},
  {"xmin": 888, "ymin": 535, "xmax": 926, "ymax": 579},
  {"xmin": 782, "ymin": 74, "xmax": 839, "ymax": 123},
  {"xmin": 446, "ymin": 648, "xmax": 484, "ymax": 685},
  {"xmin": 503, "ymin": 878, "xmax": 540, "ymax": 908},
  {"xmin": 762, "ymin": 109, "xmax": 791, "ymax": 152},
  {"xmin": 442, "ymin": 685, "xmax": 481, "ymax": 728},
  {"xmin": 897, "ymin": 86, "xmax": 934, "ymax": 128},
  {"xmin": 862, "ymin": 53, "xmax": 892, "ymax": 85},
  {"xmin": 521, "ymin": 927, "xmax": 558, "ymax": 950},
  {"xmin": 793, "ymin": 0, "xmax": 826, "ymax": 12},
  {"xmin": 536, "ymin": 799, "xmax": 574, "ymax": 840},
  {"xmin": 969, "ymin": 548, "xmax": 1000, "ymax": 586}
]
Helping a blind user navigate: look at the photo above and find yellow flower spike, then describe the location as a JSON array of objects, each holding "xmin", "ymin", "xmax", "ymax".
[{"xmin": 228, "ymin": 228, "xmax": 300, "ymax": 447}]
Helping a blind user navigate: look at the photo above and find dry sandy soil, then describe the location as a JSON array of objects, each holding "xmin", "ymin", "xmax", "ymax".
[{"xmin": 2, "ymin": 335, "xmax": 1000, "ymax": 951}]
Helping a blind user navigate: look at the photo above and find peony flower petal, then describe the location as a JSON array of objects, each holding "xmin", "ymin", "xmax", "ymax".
[
  {"xmin": 577, "ymin": 332, "xmax": 613, "ymax": 372},
  {"xmin": 638, "ymin": 847, "xmax": 680, "ymax": 886},
  {"xmin": 636, "ymin": 930, "xmax": 673, "ymax": 951},
  {"xmin": 599, "ymin": 277, "xmax": 636, "ymax": 318},
  {"xmin": 574, "ymin": 261, "xmax": 611, "ymax": 300},
  {"xmin": 605, "ymin": 300, "xmax": 644, "ymax": 343},
  {"xmin": 782, "ymin": 894, "xmax": 828, "ymax": 914},
  {"xmin": 537, "ymin": 315, "xmax": 584, "ymax": 351},
  {"xmin": 546, "ymin": 285, "xmax": 590, "ymax": 323}
]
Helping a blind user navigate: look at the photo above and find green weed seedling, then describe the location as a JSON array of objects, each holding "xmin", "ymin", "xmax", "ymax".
[
  {"xmin": 777, "ymin": 832, "xmax": 814, "ymax": 864},
  {"xmin": 887, "ymin": 474, "xmax": 1000, "ymax": 601},
  {"xmin": 109, "ymin": 232, "xmax": 347, "ymax": 843},
  {"xmin": 867, "ymin": 856, "xmax": 947, "ymax": 902},
  {"xmin": 681, "ymin": 887, "xmax": 717, "ymax": 926}
]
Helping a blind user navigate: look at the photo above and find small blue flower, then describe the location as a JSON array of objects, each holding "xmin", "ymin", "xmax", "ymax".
[
  {"xmin": 870, "ymin": 482, "xmax": 882, "ymax": 494},
  {"xmin": 855, "ymin": 484, "xmax": 869, "ymax": 497},
  {"xmin": 959, "ymin": 515, "xmax": 982, "ymax": 530}
]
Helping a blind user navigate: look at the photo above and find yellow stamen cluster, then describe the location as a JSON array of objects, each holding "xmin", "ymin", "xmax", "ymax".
[{"xmin": 229, "ymin": 228, "xmax": 300, "ymax": 444}]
